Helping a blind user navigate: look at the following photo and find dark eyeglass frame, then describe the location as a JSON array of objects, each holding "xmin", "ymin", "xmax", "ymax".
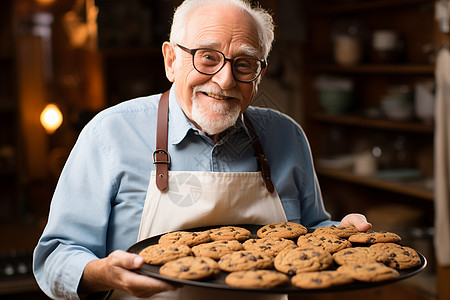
[{"xmin": 176, "ymin": 44, "xmax": 266, "ymax": 83}]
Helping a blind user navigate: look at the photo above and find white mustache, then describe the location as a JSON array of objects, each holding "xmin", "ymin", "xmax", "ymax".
[{"xmin": 193, "ymin": 85, "xmax": 243, "ymax": 102}]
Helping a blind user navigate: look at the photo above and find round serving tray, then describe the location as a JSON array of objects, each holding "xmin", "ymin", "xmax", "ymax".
[{"xmin": 127, "ymin": 224, "xmax": 427, "ymax": 294}]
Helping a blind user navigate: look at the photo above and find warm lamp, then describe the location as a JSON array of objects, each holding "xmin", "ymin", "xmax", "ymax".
[
  {"xmin": 35, "ymin": 0, "xmax": 56, "ymax": 5},
  {"xmin": 40, "ymin": 104, "xmax": 63, "ymax": 134}
]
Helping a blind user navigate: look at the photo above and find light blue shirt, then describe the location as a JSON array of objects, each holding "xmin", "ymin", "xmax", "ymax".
[{"xmin": 33, "ymin": 85, "xmax": 333, "ymax": 299}]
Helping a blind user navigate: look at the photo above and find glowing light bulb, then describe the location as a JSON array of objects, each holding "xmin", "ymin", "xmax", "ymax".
[
  {"xmin": 40, "ymin": 104, "xmax": 63, "ymax": 134},
  {"xmin": 35, "ymin": 0, "xmax": 56, "ymax": 5}
]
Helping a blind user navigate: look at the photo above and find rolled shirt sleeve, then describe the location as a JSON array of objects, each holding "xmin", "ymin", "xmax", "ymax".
[{"xmin": 34, "ymin": 119, "xmax": 117, "ymax": 299}]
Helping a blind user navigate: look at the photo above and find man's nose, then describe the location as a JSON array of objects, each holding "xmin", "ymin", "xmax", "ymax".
[{"xmin": 211, "ymin": 60, "xmax": 236, "ymax": 90}]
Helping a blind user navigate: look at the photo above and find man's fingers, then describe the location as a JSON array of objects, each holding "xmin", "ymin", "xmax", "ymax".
[
  {"xmin": 340, "ymin": 213, "xmax": 372, "ymax": 232},
  {"xmin": 105, "ymin": 250, "xmax": 178, "ymax": 297}
]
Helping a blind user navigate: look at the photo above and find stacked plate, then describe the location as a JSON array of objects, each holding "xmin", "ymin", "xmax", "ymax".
[{"xmin": 380, "ymin": 85, "xmax": 413, "ymax": 121}]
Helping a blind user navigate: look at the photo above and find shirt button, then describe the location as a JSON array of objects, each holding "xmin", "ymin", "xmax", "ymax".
[{"xmin": 193, "ymin": 131, "xmax": 199, "ymax": 135}]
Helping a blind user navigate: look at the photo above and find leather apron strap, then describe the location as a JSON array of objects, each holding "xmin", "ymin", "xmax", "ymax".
[
  {"xmin": 243, "ymin": 112, "xmax": 275, "ymax": 193},
  {"xmin": 153, "ymin": 91, "xmax": 170, "ymax": 191},
  {"xmin": 153, "ymin": 91, "xmax": 274, "ymax": 193}
]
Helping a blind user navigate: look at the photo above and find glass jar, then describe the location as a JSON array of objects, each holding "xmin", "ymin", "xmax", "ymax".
[{"xmin": 331, "ymin": 20, "xmax": 367, "ymax": 65}]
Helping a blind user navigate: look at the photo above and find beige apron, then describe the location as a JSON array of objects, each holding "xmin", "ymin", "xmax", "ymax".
[
  {"xmin": 136, "ymin": 170, "xmax": 288, "ymax": 300},
  {"xmin": 112, "ymin": 92, "xmax": 288, "ymax": 300}
]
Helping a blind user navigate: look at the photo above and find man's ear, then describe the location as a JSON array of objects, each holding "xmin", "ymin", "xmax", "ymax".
[
  {"xmin": 260, "ymin": 63, "xmax": 268, "ymax": 79},
  {"xmin": 162, "ymin": 42, "xmax": 176, "ymax": 82}
]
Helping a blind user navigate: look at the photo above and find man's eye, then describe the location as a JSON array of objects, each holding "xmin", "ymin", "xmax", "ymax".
[
  {"xmin": 236, "ymin": 61, "xmax": 251, "ymax": 69},
  {"xmin": 203, "ymin": 54, "xmax": 217, "ymax": 61},
  {"xmin": 234, "ymin": 59, "xmax": 255, "ymax": 73},
  {"xmin": 198, "ymin": 51, "xmax": 221, "ymax": 64}
]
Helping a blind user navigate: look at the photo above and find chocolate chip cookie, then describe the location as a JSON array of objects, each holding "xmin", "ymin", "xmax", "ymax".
[
  {"xmin": 192, "ymin": 240, "xmax": 244, "ymax": 260},
  {"xmin": 218, "ymin": 250, "xmax": 273, "ymax": 272},
  {"xmin": 257, "ymin": 222, "xmax": 307, "ymax": 239},
  {"xmin": 297, "ymin": 233, "xmax": 352, "ymax": 253},
  {"xmin": 274, "ymin": 247, "xmax": 333, "ymax": 275},
  {"xmin": 225, "ymin": 270, "xmax": 289, "ymax": 288},
  {"xmin": 332, "ymin": 247, "xmax": 390, "ymax": 266},
  {"xmin": 158, "ymin": 230, "xmax": 211, "ymax": 247},
  {"xmin": 139, "ymin": 244, "xmax": 192, "ymax": 265},
  {"xmin": 242, "ymin": 237, "xmax": 296, "ymax": 257},
  {"xmin": 312, "ymin": 225, "xmax": 359, "ymax": 238},
  {"xmin": 291, "ymin": 270, "xmax": 354, "ymax": 289},
  {"xmin": 209, "ymin": 226, "xmax": 251, "ymax": 242},
  {"xmin": 337, "ymin": 262, "xmax": 400, "ymax": 282},
  {"xmin": 348, "ymin": 231, "xmax": 402, "ymax": 244},
  {"xmin": 159, "ymin": 256, "xmax": 220, "ymax": 280},
  {"xmin": 370, "ymin": 243, "xmax": 421, "ymax": 269}
]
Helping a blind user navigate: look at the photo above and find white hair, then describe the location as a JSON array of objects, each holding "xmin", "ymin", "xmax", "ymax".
[{"xmin": 169, "ymin": 0, "xmax": 275, "ymax": 60}]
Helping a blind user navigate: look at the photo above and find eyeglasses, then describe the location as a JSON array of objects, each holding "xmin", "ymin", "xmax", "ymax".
[{"xmin": 177, "ymin": 44, "xmax": 266, "ymax": 83}]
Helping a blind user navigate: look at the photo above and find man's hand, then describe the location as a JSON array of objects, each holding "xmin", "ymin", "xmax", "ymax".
[
  {"xmin": 79, "ymin": 250, "xmax": 177, "ymax": 298},
  {"xmin": 340, "ymin": 213, "xmax": 372, "ymax": 232}
]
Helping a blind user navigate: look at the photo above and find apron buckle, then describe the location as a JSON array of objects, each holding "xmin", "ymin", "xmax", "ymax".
[{"xmin": 152, "ymin": 149, "xmax": 171, "ymax": 164}]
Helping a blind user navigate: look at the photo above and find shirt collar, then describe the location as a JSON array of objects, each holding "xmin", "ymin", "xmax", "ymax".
[{"xmin": 167, "ymin": 84, "xmax": 249, "ymax": 145}]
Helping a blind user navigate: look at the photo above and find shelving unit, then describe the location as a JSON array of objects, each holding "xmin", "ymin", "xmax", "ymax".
[
  {"xmin": 309, "ymin": 0, "xmax": 433, "ymax": 14},
  {"xmin": 316, "ymin": 167, "xmax": 433, "ymax": 201},
  {"xmin": 99, "ymin": 47, "xmax": 170, "ymax": 107},
  {"xmin": 311, "ymin": 63, "xmax": 434, "ymax": 74},
  {"xmin": 303, "ymin": 0, "xmax": 435, "ymax": 203},
  {"xmin": 311, "ymin": 113, "xmax": 434, "ymax": 133},
  {"xmin": 0, "ymin": 0, "xmax": 21, "ymax": 223},
  {"xmin": 95, "ymin": 0, "xmax": 179, "ymax": 107},
  {"xmin": 301, "ymin": 1, "xmax": 437, "ymax": 296}
]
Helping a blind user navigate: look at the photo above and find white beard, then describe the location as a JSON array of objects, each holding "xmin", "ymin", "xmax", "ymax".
[{"xmin": 191, "ymin": 86, "xmax": 242, "ymax": 135}]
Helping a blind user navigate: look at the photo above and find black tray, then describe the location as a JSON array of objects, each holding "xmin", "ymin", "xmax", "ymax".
[{"xmin": 127, "ymin": 224, "xmax": 427, "ymax": 293}]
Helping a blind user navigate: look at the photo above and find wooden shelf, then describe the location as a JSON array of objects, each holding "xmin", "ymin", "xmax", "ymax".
[
  {"xmin": 0, "ymin": 55, "xmax": 13, "ymax": 61},
  {"xmin": 100, "ymin": 46, "xmax": 162, "ymax": 57},
  {"xmin": 311, "ymin": 113, "xmax": 434, "ymax": 134},
  {"xmin": 310, "ymin": 63, "xmax": 435, "ymax": 75},
  {"xmin": 0, "ymin": 102, "xmax": 17, "ymax": 113},
  {"xmin": 0, "ymin": 171, "xmax": 16, "ymax": 177},
  {"xmin": 317, "ymin": 167, "xmax": 434, "ymax": 201},
  {"xmin": 0, "ymin": 278, "xmax": 40, "ymax": 295},
  {"xmin": 310, "ymin": 0, "xmax": 432, "ymax": 15}
]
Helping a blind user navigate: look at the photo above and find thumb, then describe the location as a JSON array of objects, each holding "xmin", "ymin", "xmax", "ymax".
[
  {"xmin": 109, "ymin": 250, "xmax": 144, "ymax": 270},
  {"xmin": 132, "ymin": 254, "xmax": 144, "ymax": 269}
]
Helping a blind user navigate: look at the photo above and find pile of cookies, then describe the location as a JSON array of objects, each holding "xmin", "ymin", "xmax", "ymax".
[{"xmin": 138, "ymin": 222, "xmax": 422, "ymax": 290}]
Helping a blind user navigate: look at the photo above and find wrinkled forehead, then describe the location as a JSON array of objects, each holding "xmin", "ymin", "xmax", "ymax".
[{"xmin": 183, "ymin": 2, "xmax": 262, "ymax": 57}]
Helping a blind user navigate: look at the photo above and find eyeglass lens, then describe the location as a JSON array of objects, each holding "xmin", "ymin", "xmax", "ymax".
[{"xmin": 193, "ymin": 48, "xmax": 262, "ymax": 82}]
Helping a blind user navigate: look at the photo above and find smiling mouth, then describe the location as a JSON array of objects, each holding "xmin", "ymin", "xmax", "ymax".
[{"xmin": 202, "ymin": 91, "xmax": 233, "ymax": 100}]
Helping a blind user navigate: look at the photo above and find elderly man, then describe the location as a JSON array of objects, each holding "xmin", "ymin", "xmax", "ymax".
[{"xmin": 33, "ymin": 0, "xmax": 371, "ymax": 299}]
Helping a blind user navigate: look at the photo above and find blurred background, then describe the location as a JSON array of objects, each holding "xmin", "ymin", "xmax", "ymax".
[{"xmin": 0, "ymin": 0, "xmax": 449, "ymax": 299}]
